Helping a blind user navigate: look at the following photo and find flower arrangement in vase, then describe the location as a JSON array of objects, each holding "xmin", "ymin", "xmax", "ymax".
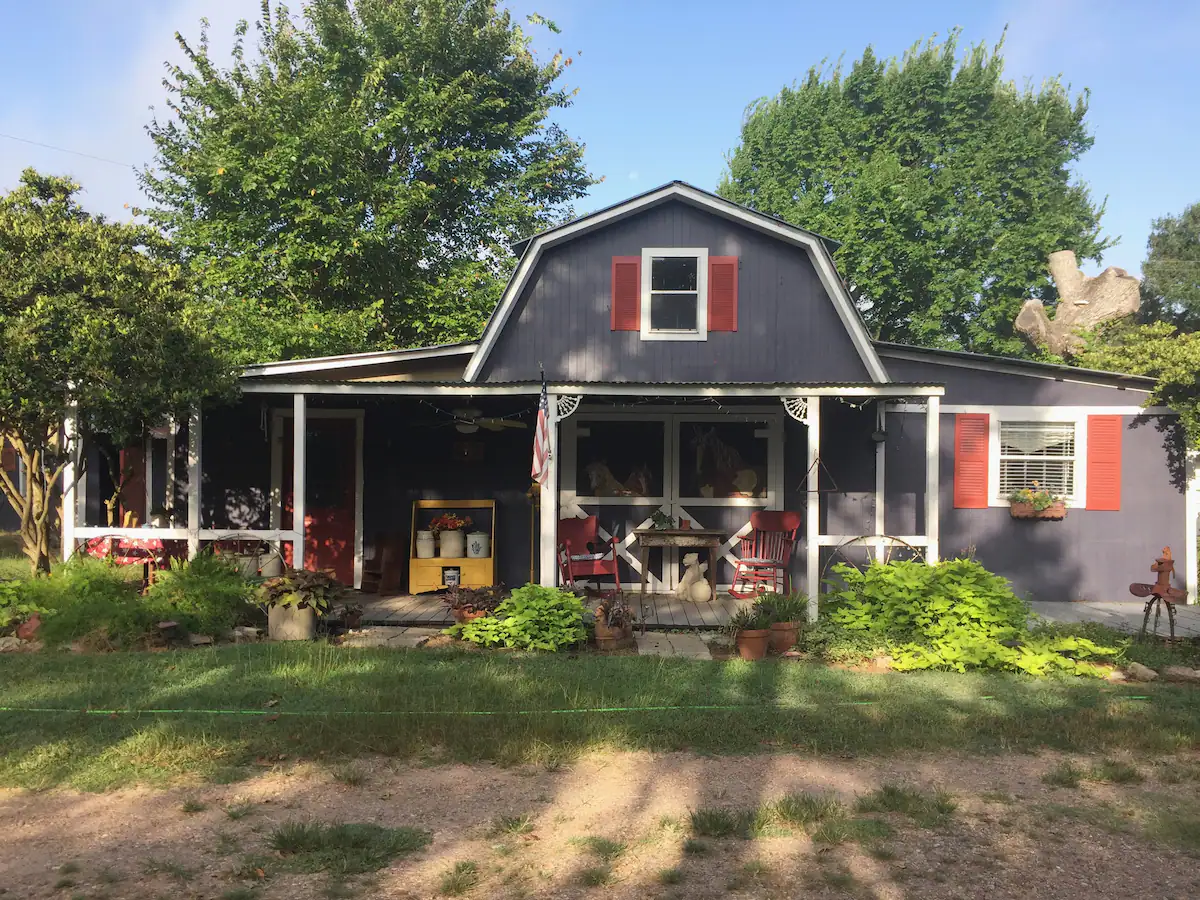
[{"xmin": 430, "ymin": 513, "xmax": 473, "ymax": 558}]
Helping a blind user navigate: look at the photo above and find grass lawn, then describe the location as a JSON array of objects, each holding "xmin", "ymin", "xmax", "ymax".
[{"xmin": 3, "ymin": 644, "xmax": 1200, "ymax": 790}]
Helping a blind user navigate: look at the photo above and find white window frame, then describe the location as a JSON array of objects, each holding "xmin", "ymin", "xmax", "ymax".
[
  {"xmin": 984, "ymin": 407, "xmax": 1089, "ymax": 508},
  {"xmin": 640, "ymin": 247, "xmax": 708, "ymax": 342}
]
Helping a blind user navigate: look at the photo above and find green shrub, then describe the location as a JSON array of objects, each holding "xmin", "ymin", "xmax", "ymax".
[
  {"xmin": 821, "ymin": 559, "xmax": 1119, "ymax": 677},
  {"xmin": 753, "ymin": 592, "xmax": 808, "ymax": 625},
  {"xmin": 146, "ymin": 555, "xmax": 256, "ymax": 635},
  {"xmin": 447, "ymin": 584, "xmax": 586, "ymax": 651},
  {"xmin": 22, "ymin": 558, "xmax": 149, "ymax": 648},
  {"xmin": 0, "ymin": 579, "xmax": 48, "ymax": 633}
]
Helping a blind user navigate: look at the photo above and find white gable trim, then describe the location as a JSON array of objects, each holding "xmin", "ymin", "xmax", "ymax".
[
  {"xmin": 241, "ymin": 343, "xmax": 476, "ymax": 379},
  {"xmin": 463, "ymin": 182, "xmax": 890, "ymax": 383}
]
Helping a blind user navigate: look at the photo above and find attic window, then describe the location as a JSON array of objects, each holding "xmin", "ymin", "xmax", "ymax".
[{"xmin": 641, "ymin": 248, "xmax": 708, "ymax": 341}]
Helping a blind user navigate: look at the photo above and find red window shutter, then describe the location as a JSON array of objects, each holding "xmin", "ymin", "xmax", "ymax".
[
  {"xmin": 953, "ymin": 413, "xmax": 990, "ymax": 508},
  {"xmin": 611, "ymin": 256, "xmax": 640, "ymax": 331},
  {"xmin": 708, "ymin": 256, "xmax": 738, "ymax": 331},
  {"xmin": 1086, "ymin": 415, "xmax": 1122, "ymax": 510}
]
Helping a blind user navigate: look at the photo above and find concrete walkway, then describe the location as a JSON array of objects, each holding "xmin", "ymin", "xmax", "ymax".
[
  {"xmin": 634, "ymin": 633, "xmax": 712, "ymax": 659},
  {"xmin": 1031, "ymin": 600, "xmax": 1200, "ymax": 637},
  {"xmin": 342, "ymin": 626, "xmax": 442, "ymax": 648}
]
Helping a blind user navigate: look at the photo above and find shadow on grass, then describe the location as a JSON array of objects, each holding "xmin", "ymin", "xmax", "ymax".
[{"xmin": 2, "ymin": 643, "xmax": 1200, "ymax": 789}]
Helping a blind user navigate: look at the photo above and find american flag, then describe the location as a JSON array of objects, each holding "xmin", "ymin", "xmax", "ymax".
[{"xmin": 531, "ymin": 379, "xmax": 551, "ymax": 484}]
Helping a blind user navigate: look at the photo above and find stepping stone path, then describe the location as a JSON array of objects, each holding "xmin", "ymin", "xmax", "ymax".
[
  {"xmin": 634, "ymin": 632, "xmax": 712, "ymax": 659},
  {"xmin": 342, "ymin": 626, "xmax": 441, "ymax": 648}
]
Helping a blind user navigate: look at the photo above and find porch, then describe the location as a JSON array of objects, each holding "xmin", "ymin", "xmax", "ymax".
[{"xmin": 360, "ymin": 590, "xmax": 753, "ymax": 629}]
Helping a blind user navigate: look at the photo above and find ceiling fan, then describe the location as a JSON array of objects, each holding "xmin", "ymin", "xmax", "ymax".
[{"xmin": 451, "ymin": 408, "xmax": 527, "ymax": 434}]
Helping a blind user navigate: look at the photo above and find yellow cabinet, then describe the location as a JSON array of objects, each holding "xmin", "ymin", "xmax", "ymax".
[{"xmin": 408, "ymin": 499, "xmax": 496, "ymax": 594}]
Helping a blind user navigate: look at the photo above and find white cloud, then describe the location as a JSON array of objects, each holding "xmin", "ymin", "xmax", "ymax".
[{"xmin": 0, "ymin": 0, "xmax": 258, "ymax": 220}]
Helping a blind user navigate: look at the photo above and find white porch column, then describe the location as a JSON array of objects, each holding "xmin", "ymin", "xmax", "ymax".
[
  {"xmin": 1186, "ymin": 450, "xmax": 1199, "ymax": 604},
  {"xmin": 874, "ymin": 404, "xmax": 886, "ymax": 561},
  {"xmin": 292, "ymin": 393, "xmax": 306, "ymax": 571},
  {"xmin": 61, "ymin": 405, "xmax": 78, "ymax": 561},
  {"xmin": 925, "ymin": 395, "xmax": 941, "ymax": 564},
  {"xmin": 805, "ymin": 396, "xmax": 820, "ymax": 622},
  {"xmin": 538, "ymin": 394, "xmax": 559, "ymax": 587},
  {"xmin": 186, "ymin": 406, "xmax": 202, "ymax": 557}
]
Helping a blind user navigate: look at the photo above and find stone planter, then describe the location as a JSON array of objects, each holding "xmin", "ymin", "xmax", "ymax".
[
  {"xmin": 439, "ymin": 530, "xmax": 466, "ymax": 558},
  {"xmin": 594, "ymin": 619, "xmax": 635, "ymax": 651},
  {"xmin": 769, "ymin": 621, "xmax": 800, "ymax": 654},
  {"xmin": 268, "ymin": 604, "xmax": 316, "ymax": 641},
  {"xmin": 415, "ymin": 531, "xmax": 435, "ymax": 559},
  {"xmin": 1010, "ymin": 500, "xmax": 1067, "ymax": 520},
  {"xmin": 735, "ymin": 628, "xmax": 771, "ymax": 660},
  {"xmin": 466, "ymin": 532, "xmax": 490, "ymax": 558}
]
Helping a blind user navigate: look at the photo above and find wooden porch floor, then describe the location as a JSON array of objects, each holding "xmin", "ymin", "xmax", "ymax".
[{"xmin": 359, "ymin": 591, "xmax": 751, "ymax": 630}]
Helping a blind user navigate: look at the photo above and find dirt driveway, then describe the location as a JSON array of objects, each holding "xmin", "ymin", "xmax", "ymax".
[{"xmin": 3, "ymin": 750, "xmax": 1199, "ymax": 900}]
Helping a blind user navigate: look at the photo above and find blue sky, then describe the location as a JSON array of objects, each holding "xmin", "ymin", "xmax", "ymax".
[{"xmin": 1, "ymin": 0, "xmax": 1197, "ymax": 275}]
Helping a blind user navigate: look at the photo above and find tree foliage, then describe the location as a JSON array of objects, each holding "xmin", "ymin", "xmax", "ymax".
[
  {"xmin": 1075, "ymin": 321, "xmax": 1200, "ymax": 448},
  {"xmin": 719, "ymin": 31, "xmax": 1111, "ymax": 355},
  {"xmin": 140, "ymin": 0, "xmax": 595, "ymax": 365},
  {"xmin": 1139, "ymin": 201, "xmax": 1200, "ymax": 330},
  {"xmin": 0, "ymin": 170, "xmax": 234, "ymax": 573}
]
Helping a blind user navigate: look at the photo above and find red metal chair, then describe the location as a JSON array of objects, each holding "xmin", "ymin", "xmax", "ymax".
[
  {"xmin": 730, "ymin": 511, "xmax": 801, "ymax": 598},
  {"xmin": 558, "ymin": 515, "xmax": 621, "ymax": 599}
]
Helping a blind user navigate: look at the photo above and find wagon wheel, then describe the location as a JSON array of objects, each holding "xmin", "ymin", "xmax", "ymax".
[
  {"xmin": 820, "ymin": 534, "xmax": 926, "ymax": 581},
  {"xmin": 198, "ymin": 532, "xmax": 287, "ymax": 579}
]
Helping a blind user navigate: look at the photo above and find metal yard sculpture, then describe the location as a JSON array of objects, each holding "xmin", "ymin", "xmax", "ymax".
[{"xmin": 1130, "ymin": 547, "xmax": 1187, "ymax": 639}]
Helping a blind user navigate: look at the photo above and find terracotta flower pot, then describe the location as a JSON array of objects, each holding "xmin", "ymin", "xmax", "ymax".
[
  {"xmin": 1010, "ymin": 500, "xmax": 1067, "ymax": 520},
  {"xmin": 451, "ymin": 607, "xmax": 488, "ymax": 624},
  {"xmin": 15, "ymin": 614, "xmax": 41, "ymax": 642},
  {"xmin": 594, "ymin": 619, "xmax": 635, "ymax": 650},
  {"xmin": 769, "ymin": 621, "xmax": 800, "ymax": 654},
  {"xmin": 736, "ymin": 628, "xmax": 770, "ymax": 661}
]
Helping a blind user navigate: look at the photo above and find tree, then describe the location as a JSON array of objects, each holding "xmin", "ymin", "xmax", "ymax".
[
  {"xmin": 140, "ymin": 0, "xmax": 595, "ymax": 365},
  {"xmin": 719, "ymin": 31, "xmax": 1112, "ymax": 355},
  {"xmin": 0, "ymin": 169, "xmax": 235, "ymax": 574},
  {"xmin": 1075, "ymin": 321, "xmax": 1200, "ymax": 449},
  {"xmin": 1139, "ymin": 202, "xmax": 1200, "ymax": 330}
]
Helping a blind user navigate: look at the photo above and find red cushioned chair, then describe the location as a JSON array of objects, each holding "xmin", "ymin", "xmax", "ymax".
[
  {"xmin": 557, "ymin": 515, "xmax": 621, "ymax": 599},
  {"xmin": 730, "ymin": 510, "xmax": 801, "ymax": 598}
]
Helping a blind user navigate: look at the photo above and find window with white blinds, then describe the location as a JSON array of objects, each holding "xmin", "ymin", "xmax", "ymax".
[{"xmin": 998, "ymin": 421, "xmax": 1077, "ymax": 498}]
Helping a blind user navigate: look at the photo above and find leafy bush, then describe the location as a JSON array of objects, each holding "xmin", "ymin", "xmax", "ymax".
[
  {"xmin": 21, "ymin": 558, "xmax": 150, "ymax": 648},
  {"xmin": 821, "ymin": 559, "xmax": 1119, "ymax": 676},
  {"xmin": 145, "ymin": 554, "xmax": 256, "ymax": 635},
  {"xmin": 448, "ymin": 584, "xmax": 586, "ymax": 651},
  {"xmin": 0, "ymin": 579, "xmax": 49, "ymax": 634}
]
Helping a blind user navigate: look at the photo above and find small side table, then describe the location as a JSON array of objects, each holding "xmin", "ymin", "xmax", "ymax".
[{"xmin": 633, "ymin": 528, "xmax": 725, "ymax": 632}]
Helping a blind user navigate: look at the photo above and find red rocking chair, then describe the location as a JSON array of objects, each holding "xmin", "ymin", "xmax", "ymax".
[
  {"xmin": 557, "ymin": 515, "xmax": 621, "ymax": 599},
  {"xmin": 730, "ymin": 511, "xmax": 801, "ymax": 598}
]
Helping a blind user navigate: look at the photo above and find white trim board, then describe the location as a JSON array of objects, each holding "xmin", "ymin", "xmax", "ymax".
[
  {"xmin": 245, "ymin": 381, "xmax": 944, "ymax": 398},
  {"xmin": 888, "ymin": 403, "xmax": 1173, "ymax": 416},
  {"xmin": 463, "ymin": 181, "xmax": 890, "ymax": 383}
]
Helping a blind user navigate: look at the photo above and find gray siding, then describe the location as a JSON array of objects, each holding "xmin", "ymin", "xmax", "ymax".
[
  {"xmin": 881, "ymin": 412, "xmax": 1187, "ymax": 602},
  {"xmin": 882, "ymin": 353, "xmax": 1155, "ymax": 406},
  {"xmin": 481, "ymin": 200, "xmax": 873, "ymax": 384}
]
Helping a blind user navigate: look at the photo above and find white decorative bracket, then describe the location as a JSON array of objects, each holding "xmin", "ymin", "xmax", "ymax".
[
  {"xmin": 782, "ymin": 397, "xmax": 809, "ymax": 423},
  {"xmin": 556, "ymin": 395, "xmax": 583, "ymax": 420}
]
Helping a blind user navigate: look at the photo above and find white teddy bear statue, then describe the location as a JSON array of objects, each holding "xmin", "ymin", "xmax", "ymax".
[{"xmin": 676, "ymin": 552, "xmax": 712, "ymax": 603}]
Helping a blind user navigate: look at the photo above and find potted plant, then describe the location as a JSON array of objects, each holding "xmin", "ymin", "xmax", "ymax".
[
  {"xmin": 754, "ymin": 592, "xmax": 807, "ymax": 653},
  {"xmin": 430, "ymin": 513, "xmax": 473, "ymax": 558},
  {"xmin": 1008, "ymin": 482, "xmax": 1067, "ymax": 520},
  {"xmin": 650, "ymin": 510, "xmax": 676, "ymax": 530},
  {"xmin": 726, "ymin": 606, "xmax": 772, "ymax": 660},
  {"xmin": 258, "ymin": 568, "xmax": 343, "ymax": 640},
  {"xmin": 340, "ymin": 601, "xmax": 364, "ymax": 630},
  {"xmin": 443, "ymin": 584, "xmax": 507, "ymax": 624},
  {"xmin": 593, "ymin": 595, "xmax": 636, "ymax": 650}
]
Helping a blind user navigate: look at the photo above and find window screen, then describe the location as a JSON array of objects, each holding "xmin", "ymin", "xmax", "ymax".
[{"xmin": 998, "ymin": 421, "xmax": 1076, "ymax": 498}]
